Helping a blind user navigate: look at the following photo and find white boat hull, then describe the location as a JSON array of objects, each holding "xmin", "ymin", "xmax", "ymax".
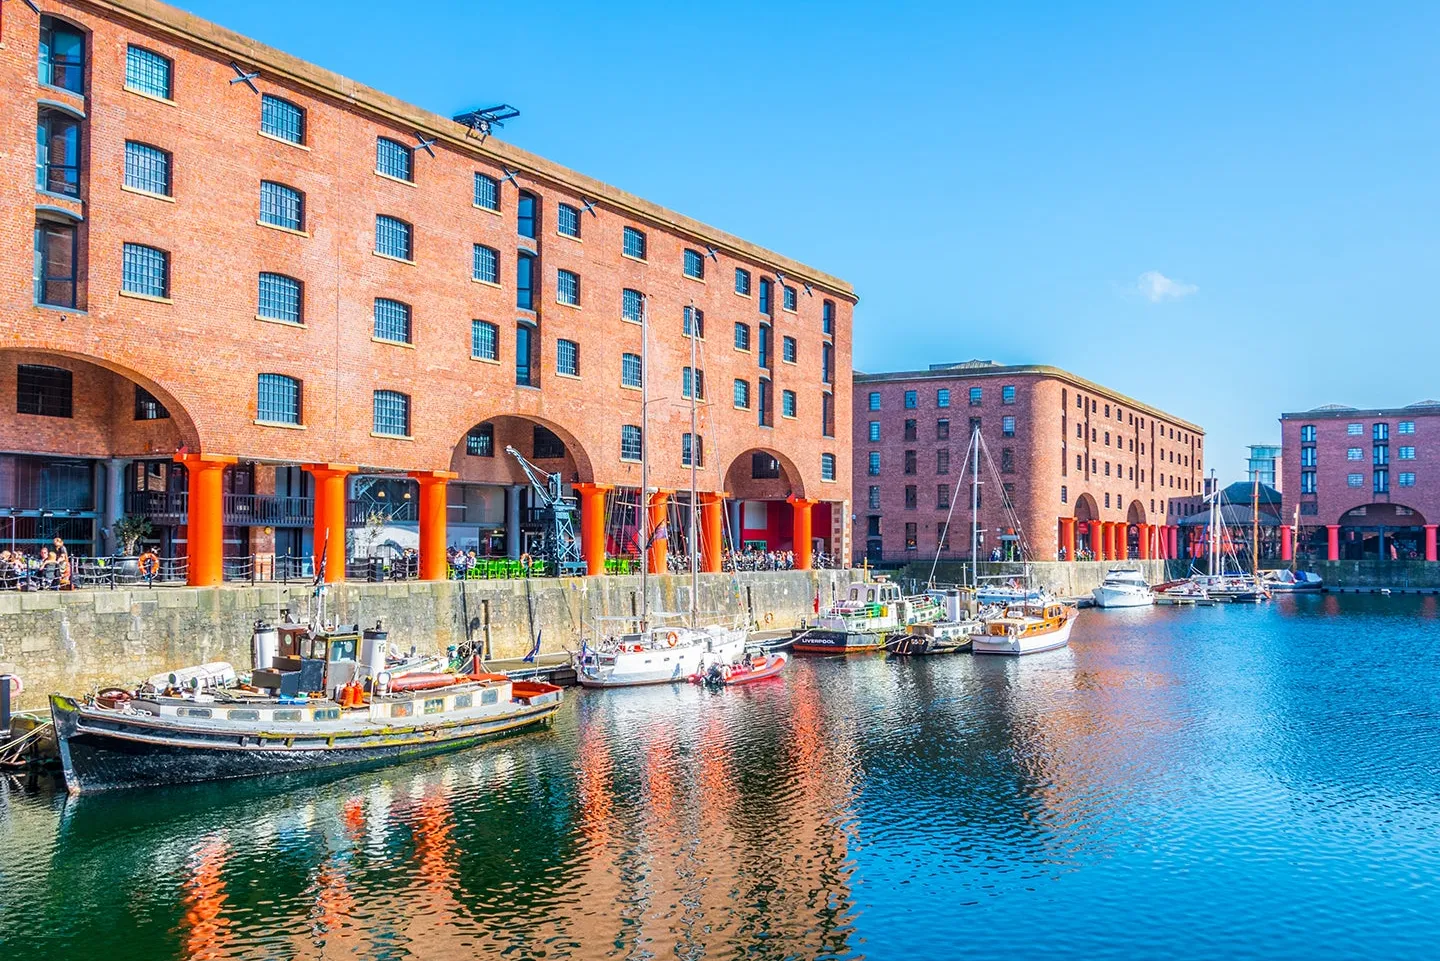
[
  {"xmin": 972, "ymin": 613, "xmax": 1076, "ymax": 656},
  {"xmin": 1090, "ymin": 586, "xmax": 1155, "ymax": 608},
  {"xmin": 575, "ymin": 628, "xmax": 747, "ymax": 688}
]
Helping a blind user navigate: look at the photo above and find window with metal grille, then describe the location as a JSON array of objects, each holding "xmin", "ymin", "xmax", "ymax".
[
  {"xmin": 124, "ymin": 142, "xmax": 170, "ymax": 196},
  {"xmin": 1002, "ymin": 416, "xmax": 1016, "ymax": 437},
  {"xmin": 122, "ymin": 243, "xmax": 169, "ymax": 298},
  {"xmin": 1400, "ymin": 472, "xmax": 1416, "ymax": 487},
  {"xmin": 868, "ymin": 486, "xmax": 881, "ymax": 509},
  {"xmin": 375, "ymin": 215, "xmax": 412, "ymax": 260},
  {"xmin": 557, "ymin": 339, "xmax": 579, "ymax": 376},
  {"xmin": 734, "ymin": 322, "xmax": 751, "ymax": 351},
  {"xmin": 1399, "ymin": 421, "xmax": 1416, "ymax": 434},
  {"xmin": 1400, "ymin": 446, "xmax": 1416, "ymax": 460},
  {"xmin": 823, "ymin": 300, "xmax": 835, "ymax": 334},
  {"xmin": 516, "ymin": 324, "xmax": 534, "ymax": 386},
  {"xmin": 1347, "ymin": 423, "xmax": 1362, "ymax": 435},
  {"xmin": 134, "ymin": 385, "xmax": 169, "ymax": 420},
  {"xmin": 517, "ymin": 191, "xmax": 537, "ymax": 239},
  {"xmin": 39, "ymin": 18, "xmax": 85, "ymax": 94},
  {"xmin": 735, "ymin": 268, "xmax": 751, "ymax": 295},
  {"xmin": 904, "ymin": 419, "xmax": 917, "ymax": 441},
  {"xmin": 783, "ymin": 336, "xmax": 797, "ymax": 363},
  {"xmin": 621, "ymin": 353, "xmax": 642, "ymax": 388},
  {"xmin": 682, "ymin": 367, "xmax": 705, "ymax": 400},
  {"xmin": 376, "ymin": 137, "xmax": 413, "ymax": 181},
  {"xmin": 623, "ymin": 226, "xmax": 646, "ymax": 259},
  {"xmin": 260, "ymin": 95, "xmax": 305, "ymax": 144},
  {"xmin": 783, "ymin": 285, "xmax": 797, "ymax": 311},
  {"xmin": 869, "ymin": 422, "xmax": 881, "ymax": 442},
  {"xmin": 620, "ymin": 288, "xmax": 643, "ymax": 322},
  {"xmin": 937, "ymin": 449, "xmax": 950, "ymax": 474},
  {"xmin": 125, "ymin": 46, "xmax": 172, "ymax": 99},
  {"xmin": 17, "ymin": 364, "xmax": 72, "ymax": 417},
  {"xmin": 373, "ymin": 390, "xmax": 410, "ymax": 436},
  {"xmin": 467, "ymin": 423, "xmax": 494, "ymax": 456},
  {"xmin": 621, "ymin": 425, "xmax": 642, "ymax": 461},
  {"xmin": 752, "ymin": 453, "xmax": 781, "ymax": 478},
  {"xmin": 869, "ymin": 392, "xmax": 881, "ymax": 411},
  {"xmin": 474, "ymin": 173, "xmax": 500, "ymax": 210},
  {"xmin": 34, "ymin": 220, "xmax": 77, "ymax": 308},
  {"xmin": 260, "ymin": 181, "xmax": 303, "ymax": 231},
  {"xmin": 557, "ymin": 268, "xmax": 580, "ymax": 305},
  {"xmin": 904, "ymin": 450, "xmax": 917, "ymax": 474},
  {"xmin": 684, "ymin": 248, "xmax": 704, "ymax": 279},
  {"xmin": 682, "ymin": 433, "xmax": 703, "ymax": 467},
  {"xmin": 733, "ymin": 379, "xmax": 750, "ymax": 409},
  {"xmin": 1001, "ymin": 448, "xmax": 1015, "ymax": 473},
  {"xmin": 517, "ymin": 253, "xmax": 534, "ymax": 309},
  {"xmin": 373, "ymin": 298, "xmax": 411, "ymax": 343},
  {"xmin": 257, "ymin": 373, "xmax": 301, "ymax": 425},
  {"xmin": 969, "ymin": 387, "xmax": 982, "ymax": 406},
  {"xmin": 1002, "ymin": 385, "xmax": 1016, "ymax": 404},
  {"xmin": 937, "ymin": 484, "xmax": 950, "ymax": 509},
  {"xmin": 39, "ymin": 110, "xmax": 82, "ymax": 197},
  {"xmin": 472, "ymin": 320, "xmax": 498, "ymax": 361},
  {"xmin": 557, "ymin": 204, "xmax": 580, "ymax": 238},
  {"xmin": 533, "ymin": 426, "xmax": 565, "ymax": 459},
  {"xmin": 904, "ymin": 390, "xmax": 917, "ymax": 409},
  {"xmin": 782, "ymin": 390, "xmax": 796, "ymax": 418},
  {"xmin": 472, "ymin": 244, "xmax": 499, "ymax": 284},
  {"xmin": 258, "ymin": 273, "xmax": 302, "ymax": 323},
  {"xmin": 937, "ymin": 418, "xmax": 950, "ymax": 440},
  {"xmin": 684, "ymin": 306, "xmax": 704, "ymax": 338},
  {"xmin": 868, "ymin": 452, "xmax": 881, "ymax": 475},
  {"xmin": 1347, "ymin": 473, "xmax": 1363, "ymax": 487},
  {"xmin": 758, "ymin": 278, "xmax": 772, "ymax": 315}
]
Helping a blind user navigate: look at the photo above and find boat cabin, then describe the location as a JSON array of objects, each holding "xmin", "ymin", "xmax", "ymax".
[{"xmin": 837, "ymin": 581, "xmax": 901, "ymax": 613}]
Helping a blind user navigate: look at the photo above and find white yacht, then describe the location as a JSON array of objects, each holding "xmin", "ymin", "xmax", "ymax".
[
  {"xmin": 1091, "ymin": 568, "xmax": 1155, "ymax": 608},
  {"xmin": 575, "ymin": 623, "xmax": 746, "ymax": 688}
]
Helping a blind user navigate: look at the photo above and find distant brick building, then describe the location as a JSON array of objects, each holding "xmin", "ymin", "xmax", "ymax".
[
  {"xmin": 1280, "ymin": 402, "xmax": 1440, "ymax": 561},
  {"xmin": 0, "ymin": 0, "xmax": 853, "ymax": 583},
  {"xmin": 854, "ymin": 361, "xmax": 1205, "ymax": 563}
]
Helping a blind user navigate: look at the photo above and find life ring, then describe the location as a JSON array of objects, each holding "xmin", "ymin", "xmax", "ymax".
[
  {"xmin": 137, "ymin": 552, "xmax": 160, "ymax": 576},
  {"xmin": 519, "ymin": 553, "xmax": 533, "ymax": 568},
  {"xmin": 666, "ymin": 631, "xmax": 679, "ymax": 648},
  {"xmin": 96, "ymin": 687, "xmax": 131, "ymax": 709},
  {"xmin": 764, "ymin": 612, "xmax": 774, "ymax": 625},
  {"xmin": 3, "ymin": 675, "xmax": 21, "ymax": 696}
]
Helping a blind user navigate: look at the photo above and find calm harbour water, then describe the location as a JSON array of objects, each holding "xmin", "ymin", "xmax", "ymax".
[{"xmin": 4, "ymin": 594, "xmax": 1440, "ymax": 959}]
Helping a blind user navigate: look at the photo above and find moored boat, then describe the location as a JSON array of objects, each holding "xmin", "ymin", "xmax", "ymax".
[
  {"xmin": 973, "ymin": 600, "xmax": 1077, "ymax": 655},
  {"xmin": 1091, "ymin": 568, "xmax": 1155, "ymax": 608},
  {"xmin": 792, "ymin": 579, "xmax": 939, "ymax": 654},
  {"xmin": 574, "ymin": 623, "xmax": 746, "ymax": 687},
  {"xmin": 689, "ymin": 651, "xmax": 788, "ymax": 686},
  {"xmin": 885, "ymin": 620, "xmax": 978, "ymax": 655},
  {"xmin": 1261, "ymin": 569, "xmax": 1324, "ymax": 593}
]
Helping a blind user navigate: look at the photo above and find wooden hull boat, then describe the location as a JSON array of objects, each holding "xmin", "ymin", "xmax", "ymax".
[
  {"xmin": 689, "ymin": 652, "xmax": 788, "ymax": 686},
  {"xmin": 973, "ymin": 601, "xmax": 1078, "ymax": 655},
  {"xmin": 885, "ymin": 621, "xmax": 978, "ymax": 655}
]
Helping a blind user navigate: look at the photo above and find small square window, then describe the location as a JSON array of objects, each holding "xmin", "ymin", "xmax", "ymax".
[
  {"xmin": 124, "ymin": 142, "xmax": 171, "ymax": 197},
  {"xmin": 258, "ymin": 273, "xmax": 302, "ymax": 324},
  {"xmin": 375, "ymin": 215, "xmax": 413, "ymax": 260},
  {"xmin": 261, "ymin": 95, "xmax": 305, "ymax": 144},
  {"xmin": 466, "ymin": 424, "xmax": 494, "ymax": 456},
  {"xmin": 1347, "ymin": 473, "xmax": 1364, "ymax": 487},
  {"xmin": 904, "ymin": 390, "xmax": 918, "ymax": 409},
  {"xmin": 125, "ymin": 46, "xmax": 173, "ymax": 100},
  {"xmin": 1347, "ymin": 423, "xmax": 1363, "ymax": 435},
  {"xmin": 260, "ymin": 181, "xmax": 304, "ymax": 231},
  {"xmin": 373, "ymin": 298, "xmax": 412, "ymax": 344},
  {"xmin": 471, "ymin": 320, "xmax": 498, "ymax": 361},
  {"xmin": 557, "ymin": 268, "xmax": 580, "ymax": 306},
  {"xmin": 257, "ymin": 373, "xmax": 301, "ymax": 425},
  {"xmin": 122, "ymin": 243, "xmax": 169, "ymax": 298},
  {"xmin": 473, "ymin": 244, "xmax": 499, "ymax": 284},
  {"xmin": 1002, "ymin": 385, "xmax": 1016, "ymax": 404},
  {"xmin": 937, "ymin": 388, "xmax": 950, "ymax": 408},
  {"xmin": 969, "ymin": 387, "xmax": 983, "ymax": 406},
  {"xmin": 376, "ymin": 137, "xmax": 414, "ymax": 182},
  {"xmin": 373, "ymin": 390, "xmax": 410, "ymax": 436}
]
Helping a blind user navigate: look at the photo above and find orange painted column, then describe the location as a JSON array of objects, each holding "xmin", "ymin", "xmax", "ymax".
[
  {"xmin": 1168, "ymin": 525, "xmax": 1179, "ymax": 559},
  {"xmin": 1326, "ymin": 524, "xmax": 1340, "ymax": 561},
  {"xmin": 788, "ymin": 495, "xmax": 816, "ymax": 570},
  {"xmin": 1100, "ymin": 522, "xmax": 1113, "ymax": 561},
  {"xmin": 176, "ymin": 453, "xmax": 235, "ymax": 587},
  {"xmin": 700, "ymin": 491, "xmax": 727, "ymax": 573},
  {"xmin": 1426, "ymin": 525, "xmax": 1438, "ymax": 563},
  {"xmin": 1089, "ymin": 520, "xmax": 1104, "ymax": 560},
  {"xmin": 1059, "ymin": 517, "xmax": 1076, "ymax": 561},
  {"xmin": 410, "ymin": 470, "xmax": 457, "ymax": 580},
  {"xmin": 573, "ymin": 483, "xmax": 612, "ymax": 576},
  {"xmin": 646, "ymin": 491, "xmax": 670, "ymax": 575},
  {"xmin": 304, "ymin": 464, "xmax": 356, "ymax": 583},
  {"xmin": 1138, "ymin": 523, "xmax": 1151, "ymax": 560},
  {"xmin": 1280, "ymin": 526, "xmax": 1293, "ymax": 562}
]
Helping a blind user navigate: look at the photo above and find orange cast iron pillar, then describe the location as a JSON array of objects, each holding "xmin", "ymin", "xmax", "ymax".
[
  {"xmin": 1326, "ymin": 524, "xmax": 1341, "ymax": 562},
  {"xmin": 788, "ymin": 495, "xmax": 817, "ymax": 571},
  {"xmin": 304, "ymin": 464, "xmax": 356, "ymax": 583},
  {"xmin": 700, "ymin": 491, "xmax": 727, "ymax": 574},
  {"xmin": 647, "ymin": 490, "xmax": 670, "ymax": 575},
  {"xmin": 176, "ymin": 453, "xmax": 236, "ymax": 587},
  {"xmin": 1098, "ymin": 521, "xmax": 1112, "ymax": 561},
  {"xmin": 573, "ymin": 483, "xmax": 612, "ymax": 576},
  {"xmin": 1059, "ymin": 517, "xmax": 1076, "ymax": 562},
  {"xmin": 411, "ymin": 470, "xmax": 458, "ymax": 580},
  {"xmin": 1426, "ymin": 524, "xmax": 1438, "ymax": 563}
]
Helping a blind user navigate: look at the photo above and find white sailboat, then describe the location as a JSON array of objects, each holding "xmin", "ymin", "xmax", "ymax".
[{"xmin": 574, "ymin": 296, "xmax": 747, "ymax": 687}]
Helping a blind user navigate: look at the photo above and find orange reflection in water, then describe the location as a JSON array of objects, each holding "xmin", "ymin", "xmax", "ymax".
[{"xmin": 180, "ymin": 838, "xmax": 234, "ymax": 961}]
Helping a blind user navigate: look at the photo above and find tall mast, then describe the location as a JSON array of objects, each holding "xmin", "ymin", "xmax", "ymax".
[
  {"xmin": 639, "ymin": 296, "xmax": 650, "ymax": 633},
  {"xmin": 1251, "ymin": 474, "xmax": 1260, "ymax": 578},
  {"xmin": 688, "ymin": 302, "xmax": 699, "ymax": 628},
  {"xmin": 970, "ymin": 425, "xmax": 980, "ymax": 589}
]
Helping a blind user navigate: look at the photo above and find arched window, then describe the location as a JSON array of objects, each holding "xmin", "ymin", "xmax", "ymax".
[
  {"xmin": 37, "ymin": 107, "xmax": 82, "ymax": 197},
  {"xmin": 517, "ymin": 190, "xmax": 538, "ymax": 239}
]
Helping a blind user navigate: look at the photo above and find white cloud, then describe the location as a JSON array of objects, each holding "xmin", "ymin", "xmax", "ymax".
[{"xmin": 1136, "ymin": 270, "xmax": 1198, "ymax": 303}]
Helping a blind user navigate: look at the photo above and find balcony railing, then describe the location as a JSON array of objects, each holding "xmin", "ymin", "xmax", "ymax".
[{"xmin": 125, "ymin": 491, "xmax": 315, "ymax": 527}]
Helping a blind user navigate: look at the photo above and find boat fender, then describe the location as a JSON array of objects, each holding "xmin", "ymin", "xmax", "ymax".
[{"xmin": 666, "ymin": 632, "xmax": 679, "ymax": 648}]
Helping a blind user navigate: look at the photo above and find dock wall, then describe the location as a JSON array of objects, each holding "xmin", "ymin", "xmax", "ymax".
[
  {"xmin": 0, "ymin": 569, "xmax": 857, "ymax": 711},
  {"xmin": 1284, "ymin": 560, "xmax": 1440, "ymax": 590},
  {"xmin": 897, "ymin": 560, "xmax": 1171, "ymax": 597}
]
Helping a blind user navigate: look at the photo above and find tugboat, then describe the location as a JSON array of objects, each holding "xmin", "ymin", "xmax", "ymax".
[
  {"xmin": 49, "ymin": 603, "xmax": 561, "ymax": 795},
  {"xmin": 792, "ymin": 578, "xmax": 942, "ymax": 654},
  {"xmin": 885, "ymin": 587, "xmax": 981, "ymax": 655}
]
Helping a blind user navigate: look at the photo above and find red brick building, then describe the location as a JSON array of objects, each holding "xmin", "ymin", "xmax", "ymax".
[
  {"xmin": 1280, "ymin": 402, "xmax": 1440, "ymax": 562},
  {"xmin": 854, "ymin": 361, "xmax": 1204, "ymax": 564},
  {"xmin": 0, "ymin": 0, "xmax": 854, "ymax": 583}
]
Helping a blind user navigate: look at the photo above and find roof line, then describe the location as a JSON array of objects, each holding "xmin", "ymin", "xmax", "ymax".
[
  {"xmin": 82, "ymin": 0, "xmax": 857, "ymax": 302},
  {"xmin": 854, "ymin": 362, "xmax": 1204, "ymax": 433},
  {"xmin": 1281, "ymin": 407, "xmax": 1440, "ymax": 419}
]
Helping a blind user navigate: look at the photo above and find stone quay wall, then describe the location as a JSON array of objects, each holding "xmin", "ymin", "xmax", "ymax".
[
  {"xmin": 0, "ymin": 570, "xmax": 857, "ymax": 711},
  {"xmin": 896, "ymin": 560, "xmax": 1172, "ymax": 597},
  {"xmin": 1280, "ymin": 560, "xmax": 1440, "ymax": 590}
]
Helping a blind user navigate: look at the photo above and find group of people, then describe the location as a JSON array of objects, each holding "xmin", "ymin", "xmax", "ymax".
[
  {"xmin": 0, "ymin": 537, "xmax": 72, "ymax": 590},
  {"xmin": 723, "ymin": 549, "xmax": 798, "ymax": 572}
]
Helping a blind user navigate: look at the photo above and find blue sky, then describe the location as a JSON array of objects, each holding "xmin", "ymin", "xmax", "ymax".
[{"xmin": 178, "ymin": 0, "xmax": 1440, "ymax": 480}]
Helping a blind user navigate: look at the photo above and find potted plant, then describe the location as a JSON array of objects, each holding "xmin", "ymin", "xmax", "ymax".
[{"xmin": 112, "ymin": 515, "xmax": 153, "ymax": 575}]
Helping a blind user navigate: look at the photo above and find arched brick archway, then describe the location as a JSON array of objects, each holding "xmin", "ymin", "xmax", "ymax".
[
  {"xmin": 1337, "ymin": 502, "xmax": 1428, "ymax": 561},
  {"xmin": 722, "ymin": 447, "xmax": 822, "ymax": 569}
]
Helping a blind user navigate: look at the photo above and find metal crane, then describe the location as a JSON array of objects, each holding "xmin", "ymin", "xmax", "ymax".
[{"xmin": 504, "ymin": 445, "xmax": 584, "ymax": 574}]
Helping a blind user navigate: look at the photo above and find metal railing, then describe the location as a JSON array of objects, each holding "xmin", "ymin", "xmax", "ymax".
[{"xmin": 125, "ymin": 491, "xmax": 316, "ymax": 526}]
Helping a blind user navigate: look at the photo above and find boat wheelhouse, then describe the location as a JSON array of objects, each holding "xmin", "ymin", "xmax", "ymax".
[{"xmin": 973, "ymin": 600, "xmax": 1077, "ymax": 656}]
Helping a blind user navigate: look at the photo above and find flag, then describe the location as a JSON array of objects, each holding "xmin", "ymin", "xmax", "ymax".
[{"xmin": 524, "ymin": 630, "xmax": 542, "ymax": 664}]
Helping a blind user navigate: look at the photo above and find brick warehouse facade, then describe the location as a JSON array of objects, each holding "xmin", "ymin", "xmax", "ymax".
[
  {"xmin": 1280, "ymin": 402, "xmax": 1440, "ymax": 562},
  {"xmin": 0, "ymin": 0, "xmax": 854, "ymax": 584},
  {"xmin": 855, "ymin": 362, "xmax": 1205, "ymax": 564}
]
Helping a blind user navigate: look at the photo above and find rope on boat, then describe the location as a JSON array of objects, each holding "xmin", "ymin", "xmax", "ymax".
[{"xmin": 0, "ymin": 721, "xmax": 53, "ymax": 767}]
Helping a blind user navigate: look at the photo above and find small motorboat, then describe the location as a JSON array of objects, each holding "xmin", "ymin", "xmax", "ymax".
[
  {"xmin": 1091, "ymin": 568, "xmax": 1155, "ymax": 608},
  {"xmin": 689, "ymin": 651, "xmax": 788, "ymax": 687},
  {"xmin": 973, "ymin": 600, "xmax": 1078, "ymax": 656},
  {"xmin": 1261, "ymin": 569, "xmax": 1324, "ymax": 593}
]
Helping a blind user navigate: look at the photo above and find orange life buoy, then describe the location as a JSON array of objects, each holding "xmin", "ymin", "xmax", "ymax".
[
  {"xmin": 520, "ymin": 553, "xmax": 533, "ymax": 568},
  {"xmin": 4, "ymin": 675, "xmax": 21, "ymax": 696},
  {"xmin": 138, "ymin": 551, "xmax": 160, "ymax": 576},
  {"xmin": 666, "ymin": 631, "xmax": 679, "ymax": 648}
]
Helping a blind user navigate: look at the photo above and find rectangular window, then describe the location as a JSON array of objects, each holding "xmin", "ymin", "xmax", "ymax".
[
  {"xmin": 758, "ymin": 378, "xmax": 772, "ymax": 427},
  {"xmin": 259, "ymin": 181, "xmax": 303, "ymax": 231},
  {"xmin": 39, "ymin": 19, "xmax": 86, "ymax": 93},
  {"xmin": 905, "ymin": 390, "xmax": 918, "ymax": 409},
  {"xmin": 1002, "ymin": 385, "xmax": 1016, "ymax": 404},
  {"xmin": 905, "ymin": 523, "xmax": 917, "ymax": 550},
  {"xmin": 124, "ymin": 142, "xmax": 170, "ymax": 196},
  {"xmin": 904, "ymin": 450, "xmax": 917, "ymax": 475},
  {"xmin": 682, "ymin": 432, "xmax": 704, "ymax": 467},
  {"xmin": 474, "ymin": 173, "xmax": 500, "ymax": 211},
  {"xmin": 822, "ymin": 343, "xmax": 834, "ymax": 385},
  {"xmin": 34, "ymin": 221, "xmax": 77, "ymax": 308},
  {"xmin": 557, "ymin": 204, "xmax": 580, "ymax": 238},
  {"xmin": 518, "ymin": 192, "xmax": 537, "ymax": 239},
  {"xmin": 1060, "ymin": 485, "xmax": 1067, "ymax": 504},
  {"xmin": 1374, "ymin": 446, "xmax": 1390, "ymax": 466},
  {"xmin": 260, "ymin": 95, "xmax": 305, "ymax": 144},
  {"xmin": 125, "ymin": 45, "xmax": 172, "ymax": 99},
  {"xmin": 684, "ymin": 306, "xmax": 704, "ymax": 338},
  {"xmin": 1303, "ymin": 447, "xmax": 1319, "ymax": 466},
  {"xmin": 823, "ymin": 392, "xmax": 834, "ymax": 437},
  {"xmin": 515, "ymin": 324, "xmax": 534, "ymax": 386},
  {"xmin": 1373, "ymin": 423, "xmax": 1390, "ymax": 441},
  {"xmin": 533, "ymin": 426, "xmax": 565, "ymax": 459},
  {"xmin": 376, "ymin": 137, "xmax": 414, "ymax": 181},
  {"xmin": 735, "ymin": 268, "xmax": 751, "ymax": 295},
  {"xmin": 621, "ymin": 352, "xmax": 642, "ymax": 388},
  {"xmin": 121, "ymin": 243, "xmax": 169, "ymax": 298},
  {"xmin": 623, "ymin": 226, "xmax": 646, "ymax": 260},
  {"xmin": 466, "ymin": 244, "xmax": 499, "ymax": 285},
  {"xmin": 1399, "ymin": 472, "xmax": 1416, "ymax": 487},
  {"xmin": 868, "ymin": 452, "xmax": 881, "ymax": 475},
  {"xmin": 782, "ymin": 389, "xmax": 797, "ymax": 418},
  {"xmin": 937, "ymin": 449, "xmax": 950, "ymax": 475},
  {"xmin": 758, "ymin": 278, "xmax": 773, "ymax": 315},
  {"xmin": 1001, "ymin": 448, "xmax": 1015, "ymax": 473},
  {"xmin": 1346, "ymin": 447, "xmax": 1362, "ymax": 461},
  {"xmin": 937, "ymin": 418, "xmax": 950, "ymax": 440},
  {"xmin": 466, "ymin": 423, "xmax": 494, "ymax": 457},
  {"xmin": 937, "ymin": 484, "xmax": 950, "ymax": 509},
  {"xmin": 375, "ymin": 215, "xmax": 413, "ymax": 260},
  {"xmin": 557, "ymin": 339, "xmax": 579, "ymax": 376},
  {"xmin": 904, "ymin": 419, "xmax": 917, "ymax": 441},
  {"xmin": 1374, "ymin": 469, "xmax": 1389, "ymax": 493},
  {"xmin": 17, "ymin": 364, "xmax": 72, "ymax": 417},
  {"xmin": 782, "ymin": 336, "xmax": 797, "ymax": 363},
  {"xmin": 821, "ymin": 453, "xmax": 836, "ymax": 482},
  {"xmin": 1347, "ymin": 423, "xmax": 1363, "ymax": 435},
  {"xmin": 372, "ymin": 298, "xmax": 412, "ymax": 344},
  {"xmin": 684, "ymin": 248, "xmax": 705, "ymax": 279},
  {"xmin": 682, "ymin": 367, "xmax": 705, "ymax": 400},
  {"xmin": 869, "ymin": 392, "xmax": 881, "ymax": 411},
  {"xmin": 1399, "ymin": 421, "xmax": 1416, "ymax": 434},
  {"xmin": 517, "ymin": 253, "xmax": 534, "ymax": 310},
  {"xmin": 757, "ymin": 323, "xmax": 773, "ymax": 369},
  {"xmin": 1301, "ymin": 470, "xmax": 1317, "ymax": 493},
  {"xmin": 258, "ymin": 273, "xmax": 302, "ymax": 324},
  {"xmin": 372, "ymin": 390, "xmax": 410, "ymax": 436},
  {"xmin": 823, "ymin": 300, "xmax": 835, "ymax": 335},
  {"xmin": 1301, "ymin": 425, "xmax": 1317, "ymax": 442},
  {"xmin": 557, "ymin": 268, "xmax": 580, "ymax": 306},
  {"xmin": 868, "ymin": 486, "xmax": 881, "ymax": 510},
  {"xmin": 472, "ymin": 320, "xmax": 498, "ymax": 361},
  {"xmin": 257, "ymin": 373, "xmax": 301, "ymax": 425},
  {"xmin": 969, "ymin": 387, "xmax": 983, "ymax": 406},
  {"xmin": 905, "ymin": 485, "xmax": 917, "ymax": 509},
  {"xmin": 38, "ymin": 110, "xmax": 82, "ymax": 197},
  {"xmin": 622, "ymin": 288, "xmax": 644, "ymax": 323},
  {"xmin": 1002, "ymin": 416, "xmax": 1016, "ymax": 437},
  {"xmin": 1400, "ymin": 446, "xmax": 1416, "ymax": 460},
  {"xmin": 783, "ymin": 285, "xmax": 797, "ymax": 311},
  {"xmin": 937, "ymin": 388, "xmax": 950, "ymax": 408},
  {"xmin": 869, "ymin": 421, "xmax": 881, "ymax": 442},
  {"xmin": 621, "ymin": 425, "xmax": 642, "ymax": 461},
  {"xmin": 1347, "ymin": 473, "xmax": 1364, "ymax": 487},
  {"xmin": 134, "ymin": 385, "xmax": 169, "ymax": 421},
  {"xmin": 734, "ymin": 322, "xmax": 751, "ymax": 351},
  {"xmin": 734, "ymin": 379, "xmax": 750, "ymax": 409}
]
